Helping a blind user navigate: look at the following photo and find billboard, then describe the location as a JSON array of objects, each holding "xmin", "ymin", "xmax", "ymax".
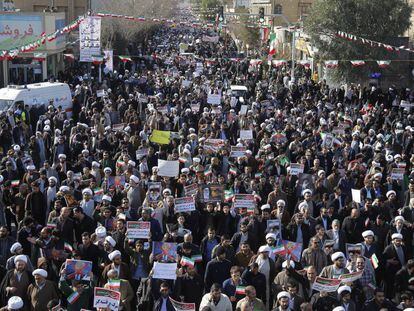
[{"xmin": 0, "ymin": 15, "xmax": 43, "ymax": 50}]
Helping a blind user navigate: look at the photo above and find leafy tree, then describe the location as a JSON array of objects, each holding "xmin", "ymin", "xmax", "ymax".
[{"xmin": 305, "ymin": 0, "xmax": 412, "ymax": 82}]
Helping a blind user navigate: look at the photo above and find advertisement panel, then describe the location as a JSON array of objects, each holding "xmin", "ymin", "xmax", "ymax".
[{"xmin": 0, "ymin": 15, "xmax": 43, "ymax": 50}]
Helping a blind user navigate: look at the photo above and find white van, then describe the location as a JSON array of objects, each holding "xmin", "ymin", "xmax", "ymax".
[{"xmin": 0, "ymin": 82, "xmax": 72, "ymax": 116}]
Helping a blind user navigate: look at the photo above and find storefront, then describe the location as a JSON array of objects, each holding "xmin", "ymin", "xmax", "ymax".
[{"xmin": 0, "ymin": 12, "xmax": 67, "ymax": 87}]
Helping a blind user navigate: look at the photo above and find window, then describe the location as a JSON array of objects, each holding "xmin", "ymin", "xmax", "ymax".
[
  {"xmin": 274, "ymin": 4, "xmax": 282, "ymax": 14},
  {"xmin": 298, "ymin": 2, "xmax": 312, "ymax": 16}
]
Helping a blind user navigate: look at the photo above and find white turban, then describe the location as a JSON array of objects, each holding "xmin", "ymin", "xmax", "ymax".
[
  {"xmin": 10, "ymin": 242, "xmax": 22, "ymax": 254},
  {"xmin": 32, "ymin": 269, "xmax": 48, "ymax": 278},
  {"xmin": 14, "ymin": 254, "xmax": 27, "ymax": 264},
  {"xmin": 331, "ymin": 252, "xmax": 345, "ymax": 261},
  {"xmin": 108, "ymin": 250, "xmax": 121, "ymax": 261},
  {"xmin": 7, "ymin": 296, "xmax": 24, "ymax": 310}
]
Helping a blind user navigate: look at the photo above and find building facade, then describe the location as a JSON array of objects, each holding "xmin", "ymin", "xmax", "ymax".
[
  {"xmin": 249, "ymin": 0, "xmax": 313, "ymax": 25},
  {"xmin": 13, "ymin": 0, "xmax": 87, "ymax": 22}
]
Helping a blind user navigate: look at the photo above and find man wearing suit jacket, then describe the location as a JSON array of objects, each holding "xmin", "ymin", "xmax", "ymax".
[
  {"xmin": 383, "ymin": 233, "xmax": 408, "ymax": 299},
  {"xmin": 285, "ymin": 213, "xmax": 311, "ymax": 251},
  {"xmin": 104, "ymin": 269, "xmax": 134, "ymax": 311},
  {"xmin": 315, "ymin": 207, "xmax": 332, "ymax": 231},
  {"xmin": 153, "ymin": 282, "xmax": 175, "ymax": 311},
  {"xmin": 326, "ymin": 220, "xmax": 347, "ymax": 253},
  {"xmin": 230, "ymin": 220, "xmax": 258, "ymax": 253}
]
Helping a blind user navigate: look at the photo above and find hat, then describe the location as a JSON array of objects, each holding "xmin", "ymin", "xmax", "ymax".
[
  {"xmin": 82, "ymin": 188, "xmax": 93, "ymax": 196},
  {"xmin": 163, "ymin": 188, "xmax": 172, "ymax": 195},
  {"xmin": 10, "ymin": 242, "xmax": 22, "ymax": 254},
  {"xmin": 105, "ymin": 236, "xmax": 116, "ymax": 247},
  {"xmin": 104, "ymin": 167, "xmax": 112, "ymax": 173},
  {"xmin": 193, "ymin": 157, "xmax": 201, "ymax": 163},
  {"xmin": 395, "ymin": 216, "xmax": 405, "ymax": 223},
  {"xmin": 130, "ymin": 175, "xmax": 139, "ymax": 183},
  {"xmin": 81, "ymin": 149, "xmax": 89, "ymax": 154},
  {"xmin": 92, "ymin": 161, "xmax": 100, "ymax": 168},
  {"xmin": 258, "ymin": 245, "xmax": 272, "ymax": 253},
  {"xmin": 7, "ymin": 296, "xmax": 23, "ymax": 310},
  {"xmin": 102, "ymin": 195, "xmax": 112, "ymax": 202},
  {"xmin": 14, "ymin": 254, "xmax": 27, "ymax": 264},
  {"xmin": 362, "ymin": 230, "xmax": 374, "ymax": 238},
  {"xmin": 181, "ymin": 168, "xmax": 190, "ymax": 174},
  {"xmin": 58, "ymin": 154, "xmax": 66, "ymax": 159},
  {"xmin": 266, "ymin": 233, "xmax": 277, "ymax": 240},
  {"xmin": 48, "ymin": 177, "xmax": 57, "ymax": 184},
  {"xmin": 386, "ymin": 190, "xmax": 396, "ymax": 198},
  {"xmin": 282, "ymin": 260, "xmax": 295, "ymax": 269},
  {"xmin": 318, "ymin": 170, "xmax": 325, "ymax": 176},
  {"xmin": 13, "ymin": 145, "xmax": 20, "ymax": 152},
  {"xmin": 277, "ymin": 291, "xmax": 291, "ymax": 300},
  {"xmin": 95, "ymin": 226, "xmax": 107, "ymax": 238},
  {"xmin": 394, "ymin": 154, "xmax": 402, "ymax": 159},
  {"xmin": 32, "ymin": 269, "xmax": 47, "ymax": 278},
  {"xmin": 59, "ymin": 186, "xmax": 70, "ymax": 192},
  {"xmin": 261, "ymin": 204, "xmax": 271, "ymax": 211},
  {"xmin": 331, "ymin": 251, "xmax": 345, "ymax": 261},
  {"xmin": 277, "ymin": 200, "xmax": 286, "ymax": 206},
  {"xmin": 392, "ymin": 233, "xmax": 403, "ymax": 240},
  {"xmin": 373, "ymin": 172, "xmax": 382, "ymax": 179},
  {"xmin": 332, "ymin": 307, "xmax": 345, "ymax": 311},
  {"xmin": 108, "ymin": 250, "xmax": 121, "ymax": 261},
  {"xmin": 26, "ymin": 165, "xmax": 35, "ymax": 171},
  {"xmin": 337, "ymin": 285, "xmax": 351, "ymax": 295},
  {"xmin": 302, "ymin": 189, "xmax": 312, "ymax": 196},
  {"xmin": 128, "ymin": 160, "xmax": 136, "ymax": 167}
]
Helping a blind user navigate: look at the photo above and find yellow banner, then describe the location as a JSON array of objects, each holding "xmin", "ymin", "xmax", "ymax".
[{"xmin": 150, "ymin": 130, "xmax": 171, "ymax": 145}]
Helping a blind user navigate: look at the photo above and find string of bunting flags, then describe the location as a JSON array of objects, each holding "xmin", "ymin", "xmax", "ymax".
[
  {"xmin": 324, "ymin": 60, "xmax": 393, "ymax": 68},
  {"xmin": 335, "ymin": 30, "xmax": 412, "ymax": 53},
  {"xmin": 0, "ymin": 17, "xmax": 84, "ymax": 60}
]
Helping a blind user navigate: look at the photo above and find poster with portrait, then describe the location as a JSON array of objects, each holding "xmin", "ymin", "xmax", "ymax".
[
  {"xmin": 65, "ymin": 259, "xmax": 93, "ymax": 281},
  {"xmin": 199, "ymin": 184, "xmax": 224, "ymax": 203},
  {"xmin": 152, "ymin": 242, "xmax": 177, "ymax": 263}
]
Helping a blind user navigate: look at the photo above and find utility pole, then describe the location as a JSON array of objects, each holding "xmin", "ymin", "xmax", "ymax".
[{"xmin": 291, "ymin": 30, "xmax": 296, "ymax": 82}]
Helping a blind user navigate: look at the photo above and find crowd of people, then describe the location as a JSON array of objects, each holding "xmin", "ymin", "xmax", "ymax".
[{"xmin": 0, "ymin": 15, "xmax": 413, "ymax": 311}]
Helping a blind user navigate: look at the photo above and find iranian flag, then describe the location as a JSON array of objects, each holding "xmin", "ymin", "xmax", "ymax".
[
  {"xmin": 118, "ymin": 55, "xmax": 132, "ymax": 62},
  {"xmin": 92, "ymin": 55, "xmax": 104, "ymax": 65},
  {"xmin": 94, "ymin": 188, "xmax": 104, "ymax": 196},
  {"xmin": 204, "ymin": 167, "xmax": 212, "ymax": 176},
  {"xmin": 64, "ymin": 242, "xmax": 73, "ymax": 252},
  {"xmin": 67, "ymin": 291, "xmax": 80, "ymax": 304},
  {"xmin": 268, "ymin": 33, "xmax": 277, "ymax": 56},
  {"xmin": 229, "ymin": 167, "xmax": 238, "ymax": 175},
  {"xmin": 350, "ymin": 60, "xmax": 365, "ymax": 67},
  {"xmin": 116, "ymin": 160, "xmax": 125, "ymax": 167},
  {"xmin": 235, "ymin": 286, "xmax": 246, "ymax": 295},
  {"xmin": 178, "ymin": 157, "xmax": 187, "ymax": 163},
  {"xmin": 272, "ymin": 60, "xmax": 287, "ymax": 67},
  {"xmin": 33, "ymin": 53, "xmax": 47, "ymax": 61},
  {"xmin": 370, "ymin": 254, "xmax": 379, "ymax": 269},
  {"xmin": 192, "ymin": 254, "xmax": 202, "ymax": 262},
  {"xmin": 64, "ymin": 54, "xmax": 75, "ymax": 61},
  {"xmin": 377, "ymin": 60, "xmax": 391, "ymax": 68},
  {"xmin": 108, "ymin": 279, "xmax": 121, "ymax": 291},
  {"xmin": 224, "ymin": 190, "xmax": 234, "ymax": 202},
  {"xmin": 181, "ymin": 256, "xmax": 195, "ymax": 268},
  {"xmin": 325, "ymin": 60, "xmax": 339, "ymax": 68},
  {"xmin": 11, "ymin": 180, "xmax": 20, "ymax": 187}
]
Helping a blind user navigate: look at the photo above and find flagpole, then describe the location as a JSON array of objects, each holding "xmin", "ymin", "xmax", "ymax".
[{"xmin": 99, "ymin": 63, "xmax": 102, "ymax": 83}]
